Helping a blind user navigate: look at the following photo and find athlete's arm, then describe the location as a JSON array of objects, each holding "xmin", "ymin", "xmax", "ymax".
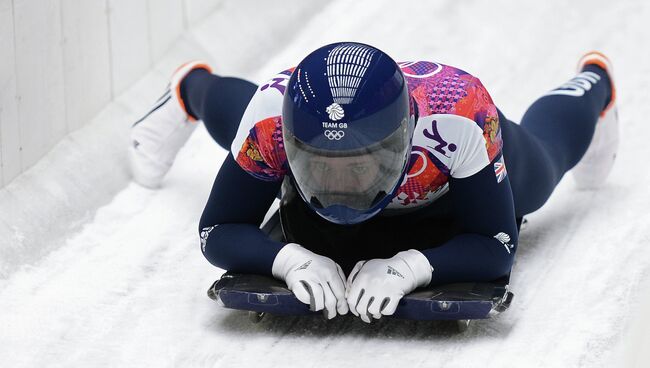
[
  {"xmin": 198, "ymin": 67, "xmax": 293, "ymax": 274},
  {"xmin": 200, "ymin": 154, "xmax": 349, "ymax": 317},
  {"xmin": 420, "ymin": 153, "xmax": 518, "ymax": 284},
  {"xmin": 198, "ymin": 154, "xmax": 284, "ymax": 274}
]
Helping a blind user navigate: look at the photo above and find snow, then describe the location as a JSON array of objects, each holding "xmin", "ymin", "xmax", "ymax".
[{"xmin": 1, "ymin": 0, "xmax": 650, "ymax": 367}]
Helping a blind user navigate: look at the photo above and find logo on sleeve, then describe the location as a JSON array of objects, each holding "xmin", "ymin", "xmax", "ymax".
[
  {"xmin": 493, "ymin": 232, "xmax": 514, "ymax": 254},
  {"xmin": 260, "ymin": 77, "xmax": 289, "ymax": 95},
  {"xmin": 494, "ymin": 156, "xmax": 507, "ymax": 183},
  {"xmin": 423, "ymin": 119, "xmax": 457, "ymax": 158},
  {"xmin": 200, "ymin": 225, "xmax": 218, "ymax": 253}
]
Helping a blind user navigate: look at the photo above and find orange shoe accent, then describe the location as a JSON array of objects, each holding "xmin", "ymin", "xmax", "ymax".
[
  {"xmin": 578, "ymin": 51, "xmax": 616, "ymax": 117},
  {"xmin": 174, "ymin": 61, "xmax": 213, "ymax": 122}
]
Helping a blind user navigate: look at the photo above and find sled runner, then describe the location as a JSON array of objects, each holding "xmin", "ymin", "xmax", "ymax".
[{"xmin": 207, "ymin": 271, "xmax": 513, "ymax": 329}]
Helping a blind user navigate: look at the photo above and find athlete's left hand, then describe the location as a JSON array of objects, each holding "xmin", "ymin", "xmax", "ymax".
[{"xmin": 345, "ymin": 250, "xmax": 433, "ymax": 323}]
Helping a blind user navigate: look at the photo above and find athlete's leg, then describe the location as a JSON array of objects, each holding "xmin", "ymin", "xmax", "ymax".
[
  {"xmin": 131, "ymin": 62, "xmax": 232, "ymax": 188},
  {"xmin": 180, "ymin": 69, "xmax": 257, "ymax": 150},
  {"xmin": 502, "ymin": 64, "xmax": 612, "ymax": 216}
]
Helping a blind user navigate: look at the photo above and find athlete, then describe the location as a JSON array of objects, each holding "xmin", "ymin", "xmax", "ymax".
[{"xmin": 130, "ymin": 42, "xmax": 618, "ymax": 323}]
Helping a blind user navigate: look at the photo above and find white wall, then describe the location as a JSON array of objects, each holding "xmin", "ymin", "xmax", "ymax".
[
  {"xmin": 0, "ymin": 0, "xmax": 220, "ymax": 188},
  {"xmin": 0, "ymin": 0, "xmax": 20, "ymax": 186},
  {"xmin": 0, "ymin": 0, "xmax": 327, "ymax": 279}
]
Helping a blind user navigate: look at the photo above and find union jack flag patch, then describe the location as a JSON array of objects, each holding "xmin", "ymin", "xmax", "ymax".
[{"xmin": 494, "ymin": 156, "xmax": 507, "ymax": 183}]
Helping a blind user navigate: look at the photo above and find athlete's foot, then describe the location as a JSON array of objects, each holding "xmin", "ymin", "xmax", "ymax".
[
  {"xmin": 129, "ymin": 61, "xmax": 212, "ymax": 188},
  {"xmin": 571, "ymin": 51, "xmax": 619, "ymax": 190}
]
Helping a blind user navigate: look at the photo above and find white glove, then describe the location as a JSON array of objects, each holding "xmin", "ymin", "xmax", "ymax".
[
  {"xmin": 272, "ymin": 243, "xmax": 349, "ymax": 319},
  {"xmin": 346, "ymin": 249, "xmax": 433, "ymax": 323}
]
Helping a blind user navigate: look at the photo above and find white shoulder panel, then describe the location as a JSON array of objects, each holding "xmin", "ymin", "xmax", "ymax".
[
  {"xmin": 229, "ymin": 72, "xmax": 290, "ymax": 157},
  {"xmin": 411, "ymin": 114, "xmax": 489, "ymax": 179}
]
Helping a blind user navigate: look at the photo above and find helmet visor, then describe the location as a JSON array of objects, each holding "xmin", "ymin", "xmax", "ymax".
[{"xmin": 285, "ymin": 117, "xmax": 410, "ymax": 211}]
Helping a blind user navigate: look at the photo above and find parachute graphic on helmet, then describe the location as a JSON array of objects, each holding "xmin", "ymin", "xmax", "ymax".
[
  {"xmin": 282, "ymin": 42, "xmax": 415, "ymax": 225},
  {"xmin": 326, "ymin": 44, "xmax": 377, "ymax": 105}
]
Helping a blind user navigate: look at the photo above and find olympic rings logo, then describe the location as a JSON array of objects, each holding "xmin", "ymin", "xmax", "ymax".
[{"xmin": 324, "ymin": 130, "xmax": 345, "ymax": 140}]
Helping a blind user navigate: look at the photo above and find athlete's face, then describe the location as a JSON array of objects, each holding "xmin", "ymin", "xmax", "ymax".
[{"xmin": 308, "ymin": 154, "xmax": 381, "ymax": 197}]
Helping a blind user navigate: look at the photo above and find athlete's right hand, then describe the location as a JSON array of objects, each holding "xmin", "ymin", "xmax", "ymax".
[{"xmin": 272, "ymin": 243, "xmax": 348, "ymax": 319}]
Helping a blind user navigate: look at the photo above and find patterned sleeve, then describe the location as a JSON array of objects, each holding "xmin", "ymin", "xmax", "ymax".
[
  {"xmin": 234, "ymin": 116, "xmax": 288, "ymax": 181},
  {"xmin": 449, "ymin": 76, "xmax": 504, "ymax": 178},
  {"xmin": 230, "ymin": 68, "xmax": 294, "ymax": 182},
  {"xmin": 456, "ymin": 77, "xmax": 503, "ymax": 161}
]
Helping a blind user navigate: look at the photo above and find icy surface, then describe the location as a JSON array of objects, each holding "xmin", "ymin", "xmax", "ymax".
[{"xmin": 1, "ymin": 0, "xmax": 650, "ymax": 367}]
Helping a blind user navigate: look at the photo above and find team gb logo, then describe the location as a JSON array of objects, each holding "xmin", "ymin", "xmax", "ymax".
[{"xmin": 326, "ymin": 103, "xmax": 345, "ymax": 121}]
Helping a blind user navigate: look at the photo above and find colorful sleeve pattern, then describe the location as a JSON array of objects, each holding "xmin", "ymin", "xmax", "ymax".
[
  {"xmin": 454, "ymin": 77, "xmax": 503, "ymax": 162},
  {"xmin": 234, "ymin": 116, "xmax": 288, "ymax": 182},
  {"xmin": 401, "ymin": 62, "xmax": 502, "ymax": 162},
  {"xmin": 231, "ymin": 68, "xmax": 295, "ymax": 182},
  {"xmin": 388, "ymin": 62, "xmax": 504, "ymax": 208}
]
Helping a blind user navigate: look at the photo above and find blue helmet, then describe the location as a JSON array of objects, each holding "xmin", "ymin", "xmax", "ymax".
[{"xmin": 282, "ymin": 42, "xmax": 415, "ymax": 225}]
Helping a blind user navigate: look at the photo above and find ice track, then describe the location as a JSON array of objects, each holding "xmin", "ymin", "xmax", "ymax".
[{"xmin": 2, "ymin": 1, "xmax": 650, "ymax": 367}]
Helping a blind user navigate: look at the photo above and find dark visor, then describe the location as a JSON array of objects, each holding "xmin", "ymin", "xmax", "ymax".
[{"xmin": 285, "ymin": 117, "xmax": 410, "ymax": 211}]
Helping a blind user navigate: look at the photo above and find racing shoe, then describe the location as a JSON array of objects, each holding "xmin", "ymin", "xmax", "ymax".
[
  {"xmin": 130, "ymin": 61, "xmax": 212, "ymax": 188},
  {"xmin": 572, "ymin": 51, "xmax": 619, "ymax": 190}
]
